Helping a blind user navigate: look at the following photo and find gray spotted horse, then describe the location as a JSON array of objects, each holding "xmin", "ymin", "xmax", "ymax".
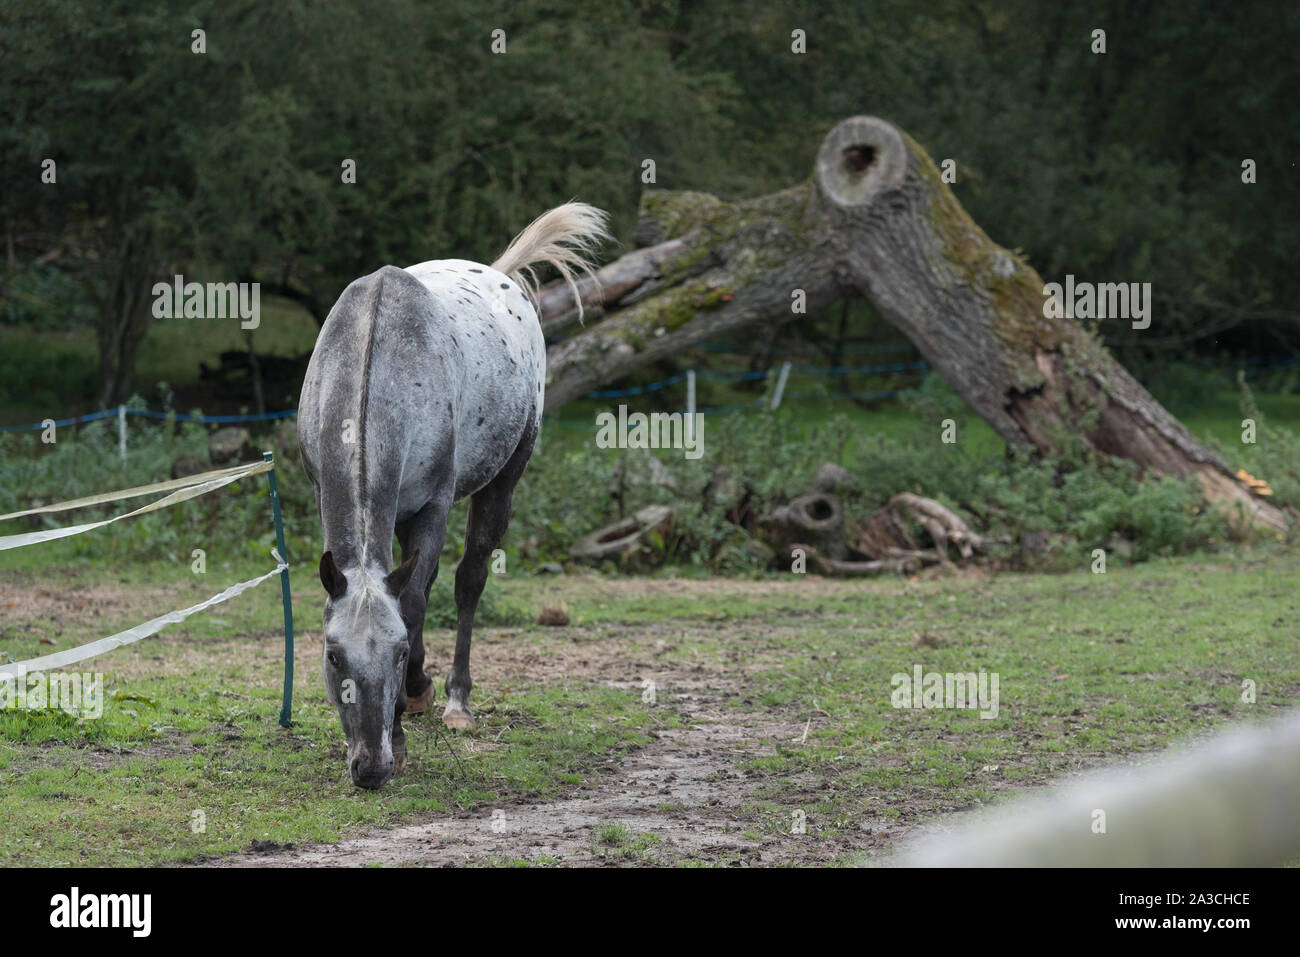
[{"xmin": 298, "ymin": 203, "xmax": 608, "ymax": 789}]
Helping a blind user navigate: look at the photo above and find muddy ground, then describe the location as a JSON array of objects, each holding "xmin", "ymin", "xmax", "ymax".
[{"xmin": 209, "ymin": 678, "xmax": 890, "ymax": 867}]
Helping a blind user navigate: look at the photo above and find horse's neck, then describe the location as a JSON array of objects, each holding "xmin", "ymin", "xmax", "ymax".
[{"xmin": 317, "ymin": 455, "xmax": 401, "ymax": 573}]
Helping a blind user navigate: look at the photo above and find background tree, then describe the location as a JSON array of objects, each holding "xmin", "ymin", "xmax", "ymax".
[{"xmin": 1, "ymin": 0, "xmax": 1296, "ymax": 406}]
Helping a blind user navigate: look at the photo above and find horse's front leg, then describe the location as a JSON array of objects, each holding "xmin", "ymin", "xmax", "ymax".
[
  {"xmin": 392, "ymin": 502, "xmax": 450, "ymax": 774},
  {"xmin": 401, "ymin": 562, "xmax": 437, "ymax": 715}
]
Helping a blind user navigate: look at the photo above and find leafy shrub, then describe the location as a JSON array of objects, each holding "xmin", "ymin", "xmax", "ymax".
[
  {"xmin": 1202, "ymin": 375, "xmax": 1300, "ymax": 512},
  {"xmin": 0, "ymin": 264, "xmax": 95, "ymax": 331},
  {"xmin": 507, "ymin": 378, "xmax": 1240, "ymax": 573},
  {"xmin": 0, "ymin": 375, "xmax": 1288, "ymax": 581},
  {"xmin": 0, "ymin": 394, "xmax": 317, "ymax": 570}
]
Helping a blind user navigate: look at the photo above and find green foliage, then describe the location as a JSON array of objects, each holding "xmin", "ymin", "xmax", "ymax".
[
  {"xmin": 425, "ymin": 571, "xmax": 532, "ymax": 629},
  {"xmin": 0, "ymin": 398, "xmax": 315, "ymax": 568},
  {"xmin": 507, "ymin": 382, "xmax": 1244, "ymax": 574},
  {"xmin": 1128, "ymin": 360, "xmax": 1236, "ymax": 407},
  {"xmin": 4, "ymin": 0, "xmax": 1299, "ymax": 589},
  {"xmin": 0, "ymin": 332, "xmax": 98, "ymax": 411},
  {"xmin": 0, "ymin": 263, "xmax": 94, "ymax": 330},
  {"xmin": 3, "ymin": 0, "xmax": 1295, "ymax": 403},
  {"xmin": 972, "ymin": 450, "xmax": 1224, "ymax": 566},
  {"xmin": 1201, "ymin": 375, "xmax": 1300, "ymax": 510},
  {"xmin": 509, "ymin": 434, "xmax": 624, "ymax": 564},
  {"xmin": 0, "ymin": 402, "xmax": 532, "ymax": 626},
  {"xmin": 1, "ymin": 374, "xmax": 1287, "ymax": 585}
]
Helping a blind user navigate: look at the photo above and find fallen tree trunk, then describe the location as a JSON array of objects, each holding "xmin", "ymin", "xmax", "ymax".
[{"xmin": 540, "ymin": 116, "xmax": 1286, "ymax": 534}]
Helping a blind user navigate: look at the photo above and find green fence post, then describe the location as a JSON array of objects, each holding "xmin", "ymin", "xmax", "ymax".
[{"xmin": 263, "ymin": 451, "xmax": 295, "ymax": 727}]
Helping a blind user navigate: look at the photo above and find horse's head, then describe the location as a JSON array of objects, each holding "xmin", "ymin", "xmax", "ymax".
[{"xmin": 317, "ymin": 549, "xmax": 419, "ymax": 789}]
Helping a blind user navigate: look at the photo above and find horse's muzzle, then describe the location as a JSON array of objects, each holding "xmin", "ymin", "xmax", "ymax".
[{"xmin": 350, "ymin": 756, "xmax": 394, "ymax": 790}]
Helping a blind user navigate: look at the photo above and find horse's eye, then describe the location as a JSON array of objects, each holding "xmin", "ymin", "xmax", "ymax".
[{"xmin": 327, "ymin": 652, "xmax": 341, "ymax": 668}]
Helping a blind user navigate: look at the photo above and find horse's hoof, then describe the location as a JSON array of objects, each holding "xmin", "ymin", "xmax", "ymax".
[
  {"xmin": 405, "ymin": 683, "xmax": 434, "ymax": 714},
  {"xmin": 442, "ymin": 707, "xmax": 474, "ymax": 731},
  {"xmin": 394, "ymin": 747, "xmax": 408, "ymax": 775}
]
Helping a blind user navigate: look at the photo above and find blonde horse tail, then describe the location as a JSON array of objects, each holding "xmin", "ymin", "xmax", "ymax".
[{"xmin": 490, "ymin": 201, "xmax": 611, "ymax": 322}]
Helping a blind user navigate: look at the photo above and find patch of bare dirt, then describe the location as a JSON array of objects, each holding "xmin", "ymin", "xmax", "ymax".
[
  {"xmin": 0, "ymin": 581, "xmax": 182, "ymax": 630},
  {"xmin": 209, "ymin": 689, "xmax": 817, "ymax": 867}
]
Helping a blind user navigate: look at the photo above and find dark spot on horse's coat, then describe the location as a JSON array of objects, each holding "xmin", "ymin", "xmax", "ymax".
[
  {"xmin": 469, "ymin": 268, "xmax": 482, "ymax": 273},
  {"xmin": 500, "ymin": 283, "xmax": 509, "ymax": 289},
  {"xmin": 477, "ymin": 417, "xmax": 484, "ymax": 426}
]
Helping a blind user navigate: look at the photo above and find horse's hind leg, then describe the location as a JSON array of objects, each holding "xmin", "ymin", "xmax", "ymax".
[{"xmin": 444, "ymin": 424, "xmax": 537, "ymax": 730}]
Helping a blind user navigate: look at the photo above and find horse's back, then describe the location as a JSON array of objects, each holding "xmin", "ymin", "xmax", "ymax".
[
  {"xmin": 403, "ymin": 258, "xmax": 545, "ymax": 499},
  {"xmin": 300, "ymin": 262, "xmax": 544, "ymax": 540}
]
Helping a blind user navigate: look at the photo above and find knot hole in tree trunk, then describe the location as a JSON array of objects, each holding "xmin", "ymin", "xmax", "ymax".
[
  {"xmin": 843, "ymin": 145, "xmax": 876, "ymax": 174},
  {"xmin": 815, "ymin": 115, "xmax": 907, "ymax": 209}
]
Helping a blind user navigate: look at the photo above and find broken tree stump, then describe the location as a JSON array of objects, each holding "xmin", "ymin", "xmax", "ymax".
[
  {"xmin": 764, "ymin": 492, "xmax": 849, "ymax": 561},
  {"xmin": 759, "ymin": 463, "xmax": 996, "ymax": 575}
]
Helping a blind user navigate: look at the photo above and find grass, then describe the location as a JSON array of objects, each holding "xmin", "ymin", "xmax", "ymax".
[
  {"xmin": 1, "ymin": 543, "xmax": 1297, "ymax": 865},
  {"xmin": 595, "ymin": 821, "xmax": 649, "ymax": 847},
  {"xmin": 0, "ymin": 557, "xmax": 667, "ymax": 865},
  {"xmin": 592, "ymin": 822, "xmax": 662, "ymax": 860}
]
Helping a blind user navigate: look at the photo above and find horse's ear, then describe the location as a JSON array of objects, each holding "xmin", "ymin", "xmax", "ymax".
[
  {"xmin": 385, "ymin": 550, "xmax": 420, "ymax": 597},
  {"xmin": 319, "ymin": 551, "xmax": 348, "ymax": 600}
]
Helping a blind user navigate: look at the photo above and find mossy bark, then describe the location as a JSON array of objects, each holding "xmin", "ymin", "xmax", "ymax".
[
  {"xmin": 541, "ymin": 115, "xmax": 1287, "ymax": 535},
  {"xmin": 542, "ymin": 181, "xmax": 840, "ymax": 409}
]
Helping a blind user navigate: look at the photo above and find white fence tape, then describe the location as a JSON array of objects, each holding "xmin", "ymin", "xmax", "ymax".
[
  {"xmin": 0, "ymin": 553, "xmax": 288, "ymax": 681},
  {"xmin": 0, "ymin": 461, "xmax": 269, "ymax": 522},
  {"xmin": 0, "ymin": 460, "xmax": 272, "ymax": 552}
]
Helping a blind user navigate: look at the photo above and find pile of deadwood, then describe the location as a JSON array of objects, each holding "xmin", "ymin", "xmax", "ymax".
[{"xmin": 570, "ymin": 459, "xmax": 1000, "ymax": 575}]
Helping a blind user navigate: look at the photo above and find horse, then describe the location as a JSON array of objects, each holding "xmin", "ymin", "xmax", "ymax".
[{"xmin": 297, "ymin": 202, "xmax": 608, "ymax": 789}]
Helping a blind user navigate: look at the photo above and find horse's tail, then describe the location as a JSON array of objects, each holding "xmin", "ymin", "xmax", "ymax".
[{"xmin": 490, "ymin": 201, "xmax": 611, "ymax": 322}]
